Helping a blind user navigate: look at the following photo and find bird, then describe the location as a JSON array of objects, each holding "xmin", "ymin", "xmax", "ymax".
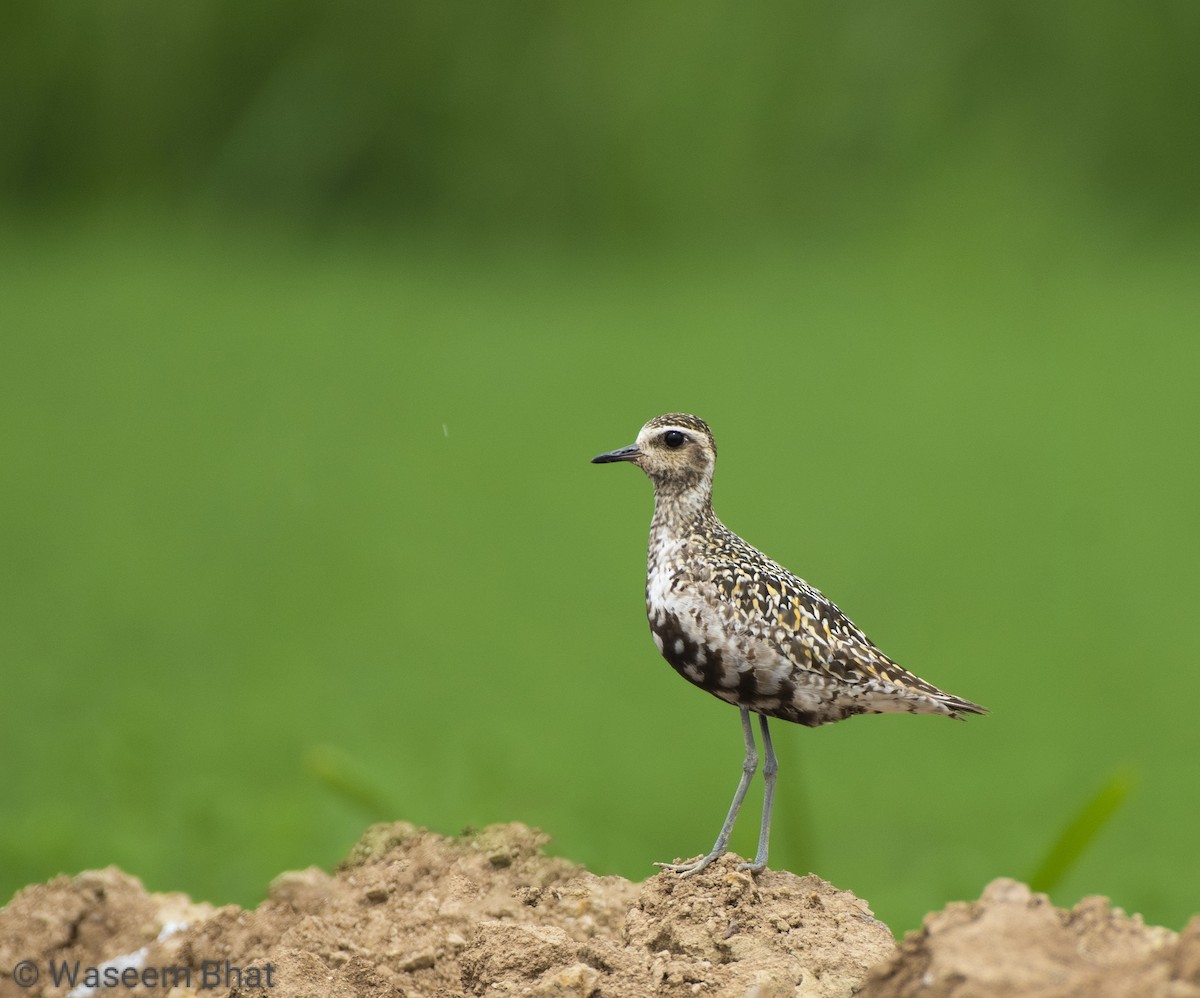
[{"xmin": 592, "ymin": 413, "xmax": 986, "ymax": 876}]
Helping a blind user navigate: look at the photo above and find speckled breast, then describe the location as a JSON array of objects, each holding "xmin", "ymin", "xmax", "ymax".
[
  {"xmin": 647, "ymin": 604, "xmax": 732, "ymax": 693},
  {"xmin": 645, "ymin": 600, "xmax": 861, "ymax": 728}
]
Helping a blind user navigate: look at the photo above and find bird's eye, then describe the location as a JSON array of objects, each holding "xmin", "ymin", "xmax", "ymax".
[{"xmin": 663, "ymin": 430, "xmax": 686, "ymax": 449}]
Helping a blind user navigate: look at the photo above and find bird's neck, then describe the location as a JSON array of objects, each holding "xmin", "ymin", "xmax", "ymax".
[{"xmin": 649, "ymin": 484, "xmax": 715, "ymax": 540}]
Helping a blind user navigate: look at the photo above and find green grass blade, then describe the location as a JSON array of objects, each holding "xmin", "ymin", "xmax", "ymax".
[
  {"xmin": 1028, "ymin": 767, "xmax": 1137, "ymax": 895},
  {"xmin": 304, "ymin": 744, "xmax": 398, "ymax": 821}
]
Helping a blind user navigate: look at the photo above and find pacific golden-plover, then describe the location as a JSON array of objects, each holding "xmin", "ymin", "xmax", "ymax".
[{"xmin": 593, "ymin": 413, "xmax": 986, "ymax": 876}]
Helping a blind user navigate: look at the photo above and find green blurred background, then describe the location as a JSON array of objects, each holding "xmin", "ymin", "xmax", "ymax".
[{"xmin": 2, "ymin": 1, "xmax": 1198, "ymax": 934}]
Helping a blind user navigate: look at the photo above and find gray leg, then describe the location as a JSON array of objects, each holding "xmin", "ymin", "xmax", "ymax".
[
  {"xmin": 657, "ymin": 708, "xmax": 757, "ymax": 876},
  {"xmin": 740, "ymin": 714, "xmax": 777, "ymax": 873}
]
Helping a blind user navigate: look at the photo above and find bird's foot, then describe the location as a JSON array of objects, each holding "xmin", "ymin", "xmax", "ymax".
[
  {"xmin": 737, "ymin": 858, "xmax": 767, "ymax": 874},
  {"xmin": 655, "ymin": 851, "xmax": 723, "ymax": 876}
]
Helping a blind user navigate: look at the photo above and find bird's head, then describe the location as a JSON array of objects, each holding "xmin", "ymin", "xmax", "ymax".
[{"xmin": 592, "ymin": 413, "xmax": 717, "ymax": 499}]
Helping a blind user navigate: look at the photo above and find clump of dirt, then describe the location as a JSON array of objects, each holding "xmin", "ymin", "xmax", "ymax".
[
  {"xmin": 862, "ymin": 878, "xmax": 1200, "ymax": 998},
  {"xmin": 0, "ymin": 822, "xmax": 891, "ymax": 997},
  {"xmin": 0, "ymin": 867, "xmax": 215, "ymax": 996},
  {"xmin": 1, "ymin": 822, "xmax": 1197, "ymax": 998}
]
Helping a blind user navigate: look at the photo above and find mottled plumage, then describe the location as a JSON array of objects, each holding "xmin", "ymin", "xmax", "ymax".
[{"xmin": 593, "ymin": 413, "xmax": 985, "ymax": 875}]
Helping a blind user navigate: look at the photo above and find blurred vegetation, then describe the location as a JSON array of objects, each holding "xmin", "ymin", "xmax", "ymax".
[
  {"xmin": 3, "ymin": 1, "xmax": 1198, "ymax": 237},
  {"xmin": 1029, "ymin": 768, "xmax": 1137, "ymax": 896},
  {"xmin": 2, "ymin": 0, "xmax": 1199, "ymax": 935}
]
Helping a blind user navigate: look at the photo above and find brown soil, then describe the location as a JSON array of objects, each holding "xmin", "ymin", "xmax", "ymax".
[{"xmin": 1, "ymin": 821, "xmax": 1197, "ymax": 997}]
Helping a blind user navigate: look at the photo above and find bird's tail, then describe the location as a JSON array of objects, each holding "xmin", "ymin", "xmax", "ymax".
[{"xmin": 942, "ymin": 692, "xmax": 988, "ymax": 720}]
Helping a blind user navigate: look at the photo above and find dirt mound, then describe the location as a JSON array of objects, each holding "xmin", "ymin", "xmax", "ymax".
[
  {"xmin": 862, "ymin": 878, "xmax": 1200, "ymax": 998},
  {"xmin": 1, "ymin": 822, "xmax": 1197, "ymax": 997}
]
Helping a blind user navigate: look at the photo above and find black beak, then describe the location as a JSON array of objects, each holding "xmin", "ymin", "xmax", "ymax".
[{"xmin": 592, "ymin": 443, "xmax": 641, "ymax": 464}]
